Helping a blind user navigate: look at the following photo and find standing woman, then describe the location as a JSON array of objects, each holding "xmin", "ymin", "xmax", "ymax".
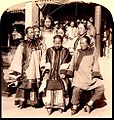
[
  {"xmin": 9, "ymin": 26, "xmax": 43, "ymax": 108},
  {"xmin": 41, "ymin": 15, "xmax": 55, "ymax": 49},
  {"xmin": 87, "ymin": 17, "xmax": 96, "ymax": 38}
]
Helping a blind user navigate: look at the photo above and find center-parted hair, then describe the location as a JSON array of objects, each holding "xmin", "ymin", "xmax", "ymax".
[
  {"xmin": 53, "ymin": 34, "xmax": 63, "ymax": 43},
  {"xmin": 44, "ymin": 15, "xmax": 54, "ymax": 27}
]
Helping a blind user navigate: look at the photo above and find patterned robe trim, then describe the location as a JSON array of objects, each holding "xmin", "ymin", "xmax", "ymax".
[
  {"xmin": 92, "ymin": 71, "xmax": 103, "ymax": 80},
  {"xmin": 66, "ymin": 70, "xmax": 74, "ymax": 78},
  {"xmin": 9, "ymin": 71, "xmax": 21, "ymax": 79},
  {"xmin": 44, "ymin": 62, "xmax": 51, "ymax": 73},
  {"xmin": 50, "ymin": 47, "xmax": 55, "ymax": 69}
]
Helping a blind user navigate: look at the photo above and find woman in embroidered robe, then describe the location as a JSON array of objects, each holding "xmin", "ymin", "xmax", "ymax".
[
  {"xmin": 9, "ymin": 26, "xmax": 45, "ymax": 108},
  {"xmin": 40, "ymin": 35, "xmax": 72, "ymax": 114},
  {"xmin": 67, "ymin": 35, "xmax": 105, "ymax": 115}
]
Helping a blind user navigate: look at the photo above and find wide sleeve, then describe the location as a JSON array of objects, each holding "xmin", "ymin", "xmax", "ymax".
[
  {"xmin": 67, "ymin": 50, "xmax": 78, "ymax": 77},
  {"xmin": 9, "ymin": 44, "xmax": 23, "ymax": 79},
  {"xmin": 92, "ymin": 47, "xmax": 103, "ymax": 80},
  {"xmin": 60, "ymin": 48, "xmax": 72, "ymax": 75},
  {"xmin": 44, "ymin": 48, "xmax": 51, "ymax": 74}
]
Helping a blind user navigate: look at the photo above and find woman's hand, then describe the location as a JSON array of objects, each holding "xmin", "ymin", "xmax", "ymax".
[
  {"xmin": 44, "ymin": 73, "xmax": 50, "ymax": 80},
  {"xmin": 60, "ymin": 74, "xmax": 65, "ymax": 79}
]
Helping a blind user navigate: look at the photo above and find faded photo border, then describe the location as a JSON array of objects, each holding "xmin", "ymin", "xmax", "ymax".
[{"xmin": 1, "ymin": 0, "xmax": 112, "ymax": 118}]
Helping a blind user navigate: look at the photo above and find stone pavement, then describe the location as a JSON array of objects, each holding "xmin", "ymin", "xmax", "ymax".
[{"xmin": 1, "ymin": 50, "xmax": 112, "ymax": 118}]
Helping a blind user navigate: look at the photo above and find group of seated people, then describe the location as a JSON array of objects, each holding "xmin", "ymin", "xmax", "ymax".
[{"xmin": 8, "ymin": 15, "xmax": 105, "ymax": 115}]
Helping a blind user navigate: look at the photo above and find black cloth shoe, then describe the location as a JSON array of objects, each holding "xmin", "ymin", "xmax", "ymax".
[
  {"xmin": 84, "ymin": 104, "xmax": 93, "ymax": 113},
  {"xmin": 71, "ymin": 107, "xmax": 78, "ymax": 115},
  {"xmin": 19, "ymin": 101, "xmax": 26, "ymax": 109},
  {"xmin": 15, "ymin": 100, "xmax": 20, "ymax": 105}
]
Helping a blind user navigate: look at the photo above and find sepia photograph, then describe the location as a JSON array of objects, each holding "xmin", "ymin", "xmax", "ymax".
[{"xmin": 0, "ymin": 0, "xmax": 112, "ymax": 118}]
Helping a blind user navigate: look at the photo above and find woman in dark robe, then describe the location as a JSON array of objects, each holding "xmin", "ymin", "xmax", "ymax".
[{"xmin": 39, "ymin": 35, "xmax": 72, "ymax": 115}]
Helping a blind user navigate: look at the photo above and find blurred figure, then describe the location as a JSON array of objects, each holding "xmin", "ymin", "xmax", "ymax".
[
  {"xmin": 66, "ymin": 21, "xmax": 78, "ymax": 40},
  {"xmin": 57, "ymin": 26, "xmax": 74, "ymax": 55},
  {"xmin": 63, "ymin": 20, "xmax": 69, "ymax": 31},
  {"xmin": 53, "ymin": 21, "xmax": 59, "ymax": 35},
  {"xmin": 87, "ymin": 17, "xmax": 96, "ymax": 38},
  {"xmin": 57, "ymin": 26, "xmax": 69, "ymax": 48},
  {"xmin": 33, "ymin": 25, "xmax": 46, "ymax": 53},
  {"xmin": 101, "ymin": 25, "xmax": 109, "ymax": 57},
  {"xmin": 12, "ymin": 28, "xmax": 22, "ymax": 46}
]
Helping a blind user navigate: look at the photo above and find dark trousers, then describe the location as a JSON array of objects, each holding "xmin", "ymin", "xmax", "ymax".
[{"xmin": 71, "ymin": 85, "xmax": 104, "ymax": 105}]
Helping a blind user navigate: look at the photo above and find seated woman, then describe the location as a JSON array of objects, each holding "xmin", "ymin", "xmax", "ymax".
[
  {"xmin": 39, "ymin": 35, "xmax": 72, "ymax": 115},
  {"xmin": 67, "ymin": 35, "xmax": 105, "ymax": 115}
]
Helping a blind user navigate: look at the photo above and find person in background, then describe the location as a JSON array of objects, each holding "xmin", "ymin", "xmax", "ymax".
[
  {"xmin": 53, "ymin": 21, "xmax": 60, "ymax": 35},
  {"xmin": 57, "ymin": 26, "xmax": 68, "ymax": 48},
  {"xmin": 107, "ymin": 27, "xmax": 112, "ymax": 57},
  {"xmin": 39, "ymin": 35, "xmax": 72, "ymax": 115},
  {"xmin": 66, "ymin": 21, "xmax": 78, "ymax": 40},
  {"xmin": 9, "ymin": 26, "xmax": 43, "ymax": 108},
  {"xmin": 63, "ymin": 20, "xmax": 69, "ymax": 31},
  {"xmin": 57, "ymin": 26, "xmax": 74, "ymax": 55},
  {"xmin": 87, "ymin": 17, "xmax": 96, "ymax": 38},
  {"xmin": 73, "ymin": 19, "xmax": 95, "ymax": 51},
  {"xmin": 67, "ymin": 35, "xmax": 104, "ymax": 115},
  {"xmin": 12, "ymin": 28, "xmax": 22, "ymax": 46}
]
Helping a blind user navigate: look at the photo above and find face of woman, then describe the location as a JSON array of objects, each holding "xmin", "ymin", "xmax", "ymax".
[
  {"xmin": 57, "ymin": 28, "xmax": 64, "ymax": 37},
  {"xmin": 87, "ymin": 21, "xmax": 92, "ymax": 29},
  {"xmin": 34, "ymin": 28, "xmax": 40, "ymax": 38},
  {"xmin": 80, "ymin": 37, "xmax": 88, "ymax": 50},
  {"xmin": 53, "ymin": 37, "xmax": 62, "ymax": 49},
  {"xmin": 78, "ymin": 23, "xmax": 86, "ymax": 35},
  {"xmin": 44, "ymin": 18, "xmax": 52, "ymax": 29},
  {"xmin": 27, "ymin": 28, "xmax": 34, "ymax": 40},
  {"xmin": 70, "ymin": 21, "xmax": 74, "ymax": 27}
]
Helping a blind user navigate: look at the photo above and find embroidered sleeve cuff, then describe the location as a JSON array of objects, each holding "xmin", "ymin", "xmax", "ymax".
[
  {"xmin": 92, "ymin": 71, "xmax": 103, "ymax": 80},
  {"xmin": 9, "ymin": 71, "xmax": 21, "ymax": 76},
  {"xmin": 43, "ymin": 69, "xmax": 50, "ymax": 75},
  {"xmin": 66, "ymin": 70, "xmax": 74, "ymax": 78},
  {"xmin": 60, "ymin": 69, "xmax": 67, "ymax": 75}
]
